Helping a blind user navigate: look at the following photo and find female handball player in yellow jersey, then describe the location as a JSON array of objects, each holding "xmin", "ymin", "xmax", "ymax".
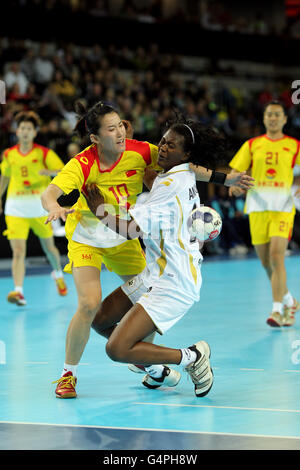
[
  {"xmin": 229, "ymin": 101, "xmax": 300, "ymax": 327},
  {"xmin": 0, "ymin": 111, "xmax": 68, "ymax": 306}
]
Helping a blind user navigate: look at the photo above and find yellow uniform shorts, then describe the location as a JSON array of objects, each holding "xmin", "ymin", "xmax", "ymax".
[
  {"xmin": 64, "ymin": 237, "xmax": 146, "ymax": 276},
  {"xmin": 249, "ymin": 211, "xmax": 294, "ymax": 245},
  {"xmin": 4, "ymin": 215, "xmax": 53, "ymax": 240}
]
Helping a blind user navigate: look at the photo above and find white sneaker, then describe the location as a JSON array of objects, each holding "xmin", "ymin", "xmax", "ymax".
[
  {"xmin": 185, "ymin": 341, "xmax": 213, "ymax": 397},
  {"xmin": 283, "ymin": 298, "xmax": 300, "ymax": 327},
  {"xmin": 142, "ymin": 366, "xmax": 181, "ymax": 389}
]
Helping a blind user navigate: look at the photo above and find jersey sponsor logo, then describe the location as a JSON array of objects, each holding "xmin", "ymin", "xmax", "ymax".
[
  {"xmin": 266, "ymin": 168, "xmax": 277, "ymax": 179},
  {"xmin": 82, "ymin": 253, "xmax": 92, "ymax": 260}
]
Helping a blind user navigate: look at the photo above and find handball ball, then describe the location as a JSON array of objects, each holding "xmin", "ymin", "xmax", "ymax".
[{"xmin": 187, "ymin": 206, "xmax": 222, "ymax": 242}]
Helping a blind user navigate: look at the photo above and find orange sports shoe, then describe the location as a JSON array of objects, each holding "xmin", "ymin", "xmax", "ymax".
[
  {"xmin": 52, "ymin": 371, "xmax": 77, "ymax": 398},
  {"xmin": 7, "ymin": 291, "xmax": 27, "ymax": 306},
  {"xmin": 55, "ymin": 277, "xmax": 68, "ymax": 296},
  {"xmin": 283, "ymin": 298, "xmax": 300, "ymax": 327}
]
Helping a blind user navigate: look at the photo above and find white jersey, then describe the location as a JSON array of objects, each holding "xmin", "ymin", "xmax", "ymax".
[{"xmin": 129, "ymin": 163, "xmax": 202, "ymax": 302}]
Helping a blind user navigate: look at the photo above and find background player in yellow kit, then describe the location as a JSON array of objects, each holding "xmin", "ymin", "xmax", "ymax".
[
  {"xmin": 41, "ymin": 101, "xmax": 254, "ymax": 398},
  {"xmin": 229, "ymin": 101, "xmax": 300, "ymax": 327},
  {"xmin": 0, "ymin": 111, "xmax": 68, "ymax": 306}
]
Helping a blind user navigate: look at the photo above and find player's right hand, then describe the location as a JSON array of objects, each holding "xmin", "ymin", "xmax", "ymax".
[{"xmin": 45, "ymin": 206, "xmax": 74, "ymax": 224}]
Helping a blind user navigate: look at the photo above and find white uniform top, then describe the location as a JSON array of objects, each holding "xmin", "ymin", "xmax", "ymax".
[{"xmin": 129, "ymin": 163, "xmax": 202, "ymax": 302}]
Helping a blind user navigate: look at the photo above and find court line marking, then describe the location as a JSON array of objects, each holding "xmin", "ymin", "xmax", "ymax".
[
  {"xmin": 133, "ymin": 402, "xmax": 300, "ymax": 414},
  {"xmin": 0, "ymin": 420, "xmax": 300, "ymax": 441}
]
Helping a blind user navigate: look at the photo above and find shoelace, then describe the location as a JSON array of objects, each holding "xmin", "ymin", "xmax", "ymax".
[{"xmin": 52, "ymin": 375, "xmax": 76, "ymax": 388}]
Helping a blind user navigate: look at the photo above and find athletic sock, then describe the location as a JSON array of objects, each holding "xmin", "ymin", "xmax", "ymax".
[
  {"xmin": 14, "ymin": 286, "xmax": 23, "ymax": 295},
  {"xmin": 53, "ymin": 270, "xmax": 64, "ymax": 279},
  {"xmin": 283, "ymin": 291, "xmax": 294, "ymax": 307},
  {"xmin": 179, "ymin": 348, "xmax": 197, "ymax": 367},
  {"xmin": 272, "ymin": 302, "xmax": 283, "ymax": 314},
  {"xmin": 62, "ymin": 363, "xmax": 77, "ymax": 377},
  {"xmin": 145, "ymin": 364, "xmax": 164, "ymax": 378}
]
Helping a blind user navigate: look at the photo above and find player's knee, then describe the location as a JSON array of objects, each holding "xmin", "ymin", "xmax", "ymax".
[
  {"xmin": 78, "ymin": 297, "xmax": 101, "ymax": 323},
  {"xmin": 269, "ymin": 250, "xmax": 284, "ymax": 268},
  {"xmin": 105, "ymin": 338, "xmax": 126, "ymax": 362},
  {"xmin": 12, "ymin": 244, "xmax": 26, "ymax": 258}
]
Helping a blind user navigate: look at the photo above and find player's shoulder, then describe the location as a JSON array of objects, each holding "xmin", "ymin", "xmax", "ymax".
[
  {"xmin": 248, "ymin": 134, "xmax": 266, "ymax": 148},
  {"xmin": 283, "ymin": 134, "xmax": 300, "ymax": 147},
  {"xmin": 3, "ymin": 144, "xmax": 19, "ymax": 157},
  {"xmin": 125, "ymin": 139, "xmax": 155, "ymax": 163},
  {"xmin": 73, "ymin": 144, "xmax": 97, "ymax": 161}
]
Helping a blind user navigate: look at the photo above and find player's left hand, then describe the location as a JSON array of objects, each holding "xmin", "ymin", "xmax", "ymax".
[
  {"xmin": 225, "ymin": 171, "xmax": 255, "ymax": 190},
  {"xmin": 83, "ymin": 184, "xmax": 105, "ymax": 217}
]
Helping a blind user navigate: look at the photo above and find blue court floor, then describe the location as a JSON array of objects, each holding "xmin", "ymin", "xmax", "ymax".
[{"xmin": 0, "ymin": 253, "xmax": 300, "ymax": 451}]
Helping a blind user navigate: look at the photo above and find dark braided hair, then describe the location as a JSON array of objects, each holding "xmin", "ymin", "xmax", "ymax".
[
  {"xmin": 165, "ymin": 112, "xmax": 230, "ymax": 170},
  {"xmin": 74, "ymin": 100, "xmax": 118, "ymax": 142}
]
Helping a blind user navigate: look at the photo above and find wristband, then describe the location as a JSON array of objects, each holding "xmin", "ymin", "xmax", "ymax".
[{"xmin": 209, "ymin": 170, "xmax": 226, "ymax": 185}]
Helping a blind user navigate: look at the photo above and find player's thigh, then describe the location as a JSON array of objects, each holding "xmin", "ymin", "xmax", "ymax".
[
  {"xmin": 72, "ymin": 265, "xmax": 102, "ymax": 315},
  {"xmin": 269, "ymin": 236, "xmax": 289, "ymax": 261},
  {"xmin": 102, "ymin": 239, "xmax": 146, "ymax": 277}
]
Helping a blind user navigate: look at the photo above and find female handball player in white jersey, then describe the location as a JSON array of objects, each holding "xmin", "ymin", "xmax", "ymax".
[{"xmin": 85, "ymin": 117, "xmax": 242, "ymax": 397}]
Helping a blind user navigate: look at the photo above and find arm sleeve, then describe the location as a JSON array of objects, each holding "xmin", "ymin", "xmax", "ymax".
[
  {"xmin": 229, "ymin": 141, "xmax": 252, "ymax": 172},
  {"xmin": 50, "ymin": 158, "xmax": 84, "ymax": 195},
  {"xmin": 44, "ymin": 149, "xmax": 65, "ymax": 171}
]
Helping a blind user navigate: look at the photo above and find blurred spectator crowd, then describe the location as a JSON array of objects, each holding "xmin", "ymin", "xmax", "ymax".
[{"xmin": 6, "ymin": 0, "xmax": 300, "ymax": 38}]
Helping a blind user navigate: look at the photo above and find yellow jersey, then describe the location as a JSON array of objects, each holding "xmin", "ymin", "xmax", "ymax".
[
  {"xmin": 229, "ymin": 134, "xmax": 300, "ymax": 214},
  {"xmin": 1, "ymin": 143, "xmax": 65, "ymax": 217},
  {"xmin": 51, "ymin": 139, "xmax": 159, "ymax": 248}
]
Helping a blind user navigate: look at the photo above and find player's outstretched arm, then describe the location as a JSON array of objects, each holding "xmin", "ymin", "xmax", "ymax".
[{"xmin": 190, "ymin": 164, "xmax": 254, "ymax": 190}]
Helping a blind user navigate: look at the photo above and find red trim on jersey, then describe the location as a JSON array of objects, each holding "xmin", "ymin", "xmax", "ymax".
[
  {"xmin": 263, "ymin": 134, "xmax": 288, "ymax": 142},
  {"xmin": 248, "ymin": 135, "xmax": 264, "ymax": 154},
  {"xmin": 98, "ymin": 152, "xmax": 124, "ymax": 173},
  {"xmin": 292, "ymin": 140, "xmax": 300, "ymax": 168},
  {"xmin": 74, "ymin": 145, "xmax": 98, "ymax": 193},
  {"xmin": 125, "ymin": 138, "xmax": 152, "ymax": 165},
  {"xmin": 33, "ymin": 144, "xmax": 50, "ymax": 168}
]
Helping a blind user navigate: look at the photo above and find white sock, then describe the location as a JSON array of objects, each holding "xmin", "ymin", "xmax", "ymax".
[
  {"xmin": 14, "ymin": 286, "xmax": 23, "ymax": 294},
  {"xmin": 272, "ymin": 302, "xmax": 283, "ymax": 314},
  {"xmin": 283, "ymin": 291, "xmax": 294, "ymax": 307},
  {"xmin": 145, "ymin": 365, "xmax": 164, "ymax": 378},
  {"xmin": 54, "ymin": 270, "xmax": 64, "ymax": 279},
  {"xmin": 62, "ymin": 363, "xmax": 77, "ymax": 377},
  {"xmin": 179, "ymin": 348, "xmax": 197, "ymax": 367}
]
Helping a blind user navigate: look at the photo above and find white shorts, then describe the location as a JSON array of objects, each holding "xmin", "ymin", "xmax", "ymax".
[{"xmin": 121, "ymin": 274, "xmax": 195, "ymax": 335}]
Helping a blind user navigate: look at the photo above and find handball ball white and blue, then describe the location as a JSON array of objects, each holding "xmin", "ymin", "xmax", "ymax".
[{"xmin": 187, "ymin": 206, "xmax": 222, "ymax": 242}]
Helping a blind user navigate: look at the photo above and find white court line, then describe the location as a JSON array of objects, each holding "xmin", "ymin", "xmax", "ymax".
[
  {"xmin": 133, "ymin": 402, "xmax": 300, "ymax": 414},
  {"xmin": 0, "ymin": 420, "xmax": 300, "ymax": 441}
]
